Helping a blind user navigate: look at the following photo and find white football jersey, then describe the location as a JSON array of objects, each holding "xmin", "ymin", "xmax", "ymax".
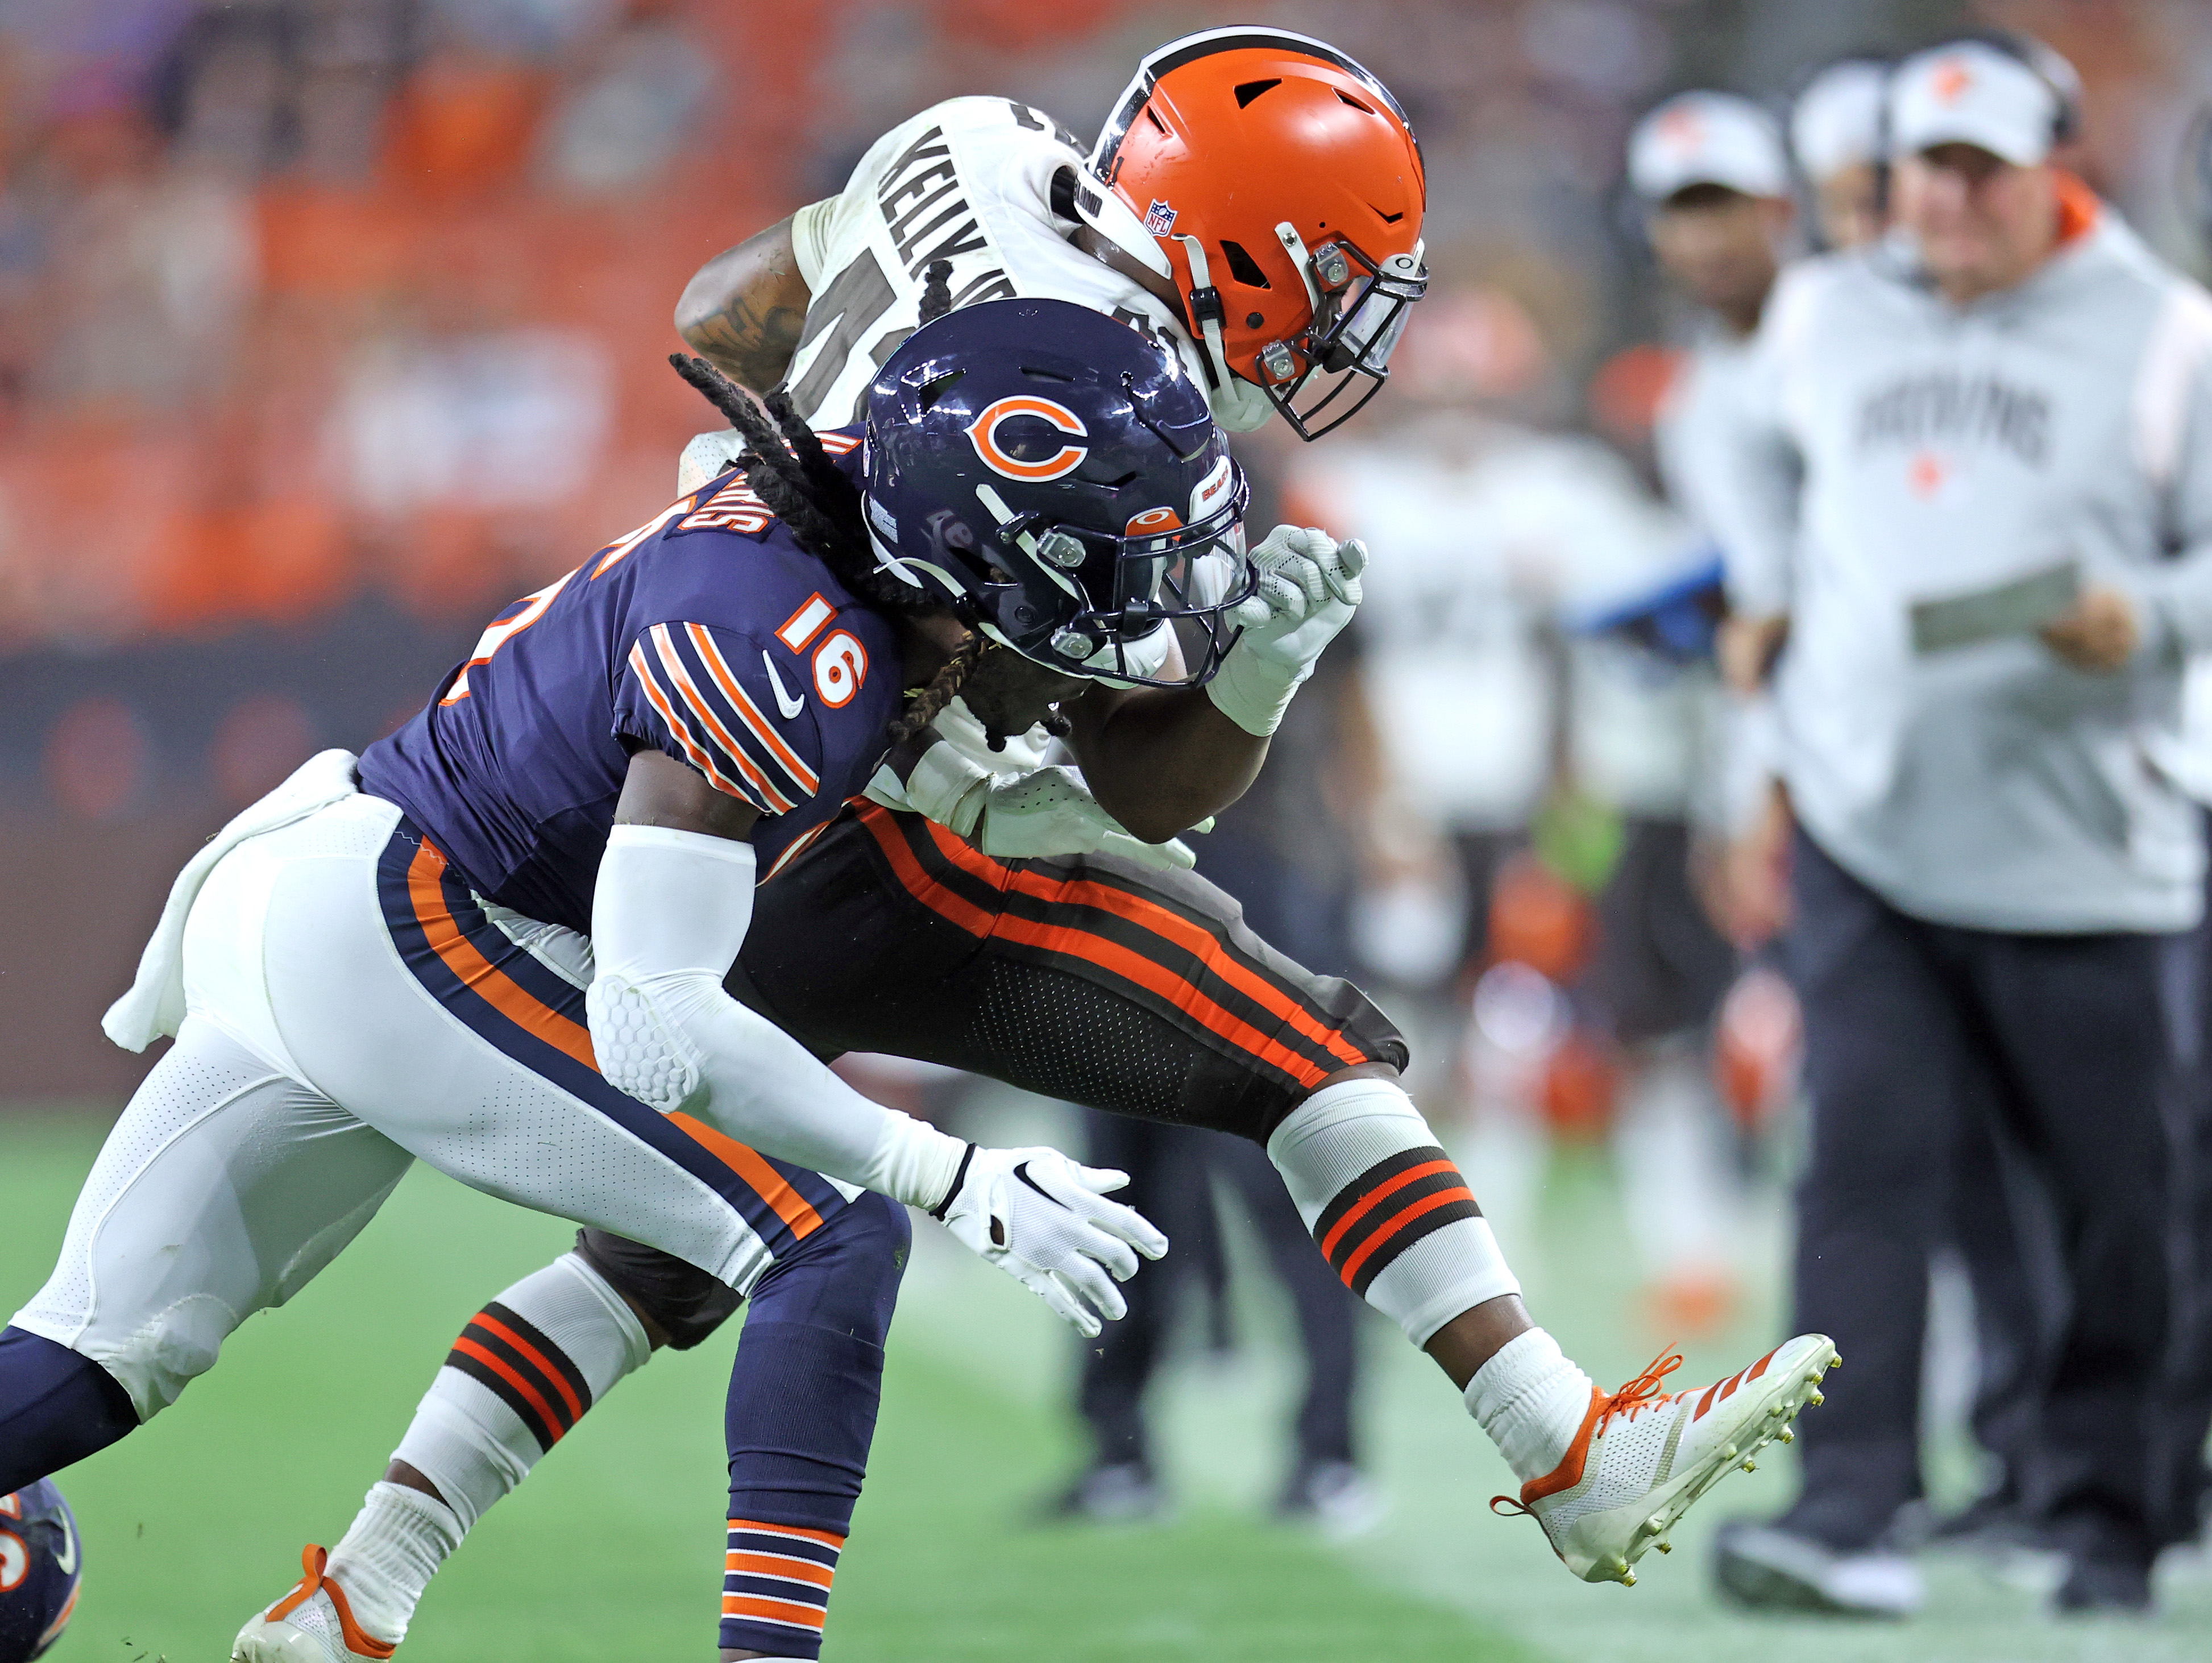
[
  {"xmin": 678, "ymin": 96, "xmax": 1262, "ymax": 496},
  {"xmin": 677, "ymin": 97, "xmax": 1279, "ymax": 775}
]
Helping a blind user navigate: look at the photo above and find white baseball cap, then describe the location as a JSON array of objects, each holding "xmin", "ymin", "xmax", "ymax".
[
  {"xmin": 1790, "ymin": 60, "xmax": 1889, "ymax": 180},
  {"xmin": 1887, "ymin": 39, "xmax": 2076, "ymax": 167},
  {"xmin": 1629, "ymin": 92, "xmax": 1791, "ymax": 204}
]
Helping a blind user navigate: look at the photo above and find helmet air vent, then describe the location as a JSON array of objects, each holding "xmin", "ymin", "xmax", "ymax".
[
  {"xmin": 1219, "ymin": 241, "xmax": 1271, "ymax": 288},
  {"xmin": 1337, "ymin": 90, "xmax": 1377, "ymax": 115},
  {"xmin": 918, "ymin": 370, "xmax": 965, "ymax": 410},
  {"xmin": 1234, "ymin": 78, "xmax": 1281, "ymax": 107}
]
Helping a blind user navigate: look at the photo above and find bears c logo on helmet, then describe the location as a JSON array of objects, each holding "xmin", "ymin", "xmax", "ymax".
[{"xmin": 965, "ymin": 397, "xmax": 1090, "ymax": 481}]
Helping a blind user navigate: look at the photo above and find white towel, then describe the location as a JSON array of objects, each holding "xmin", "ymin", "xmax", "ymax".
[{"xmin": 102, "ymin": 748, "xmax": 362, "ymax": 1052}]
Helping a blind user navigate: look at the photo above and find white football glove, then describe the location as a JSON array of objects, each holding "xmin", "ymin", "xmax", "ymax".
[
  {"xmin": 1207, "ymin": 525, "xmax": 1368, "ymax": 737},
  {"xmin": 931, "ymin": 1144, "xmax": 1170, "ymax": 1336},
  {"xmin": 869, "ymin": 743, "xmax": 1206, "ymax": 871}
]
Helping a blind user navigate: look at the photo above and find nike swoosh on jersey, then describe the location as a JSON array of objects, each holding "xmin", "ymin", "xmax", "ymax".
[
  {"xmin": 53, "ymin": 1515, "xmax": 77, "ymax": 1575},
  {"xmin": 762, "ymin": 652, "xmax": 807, "ymax": 719}
]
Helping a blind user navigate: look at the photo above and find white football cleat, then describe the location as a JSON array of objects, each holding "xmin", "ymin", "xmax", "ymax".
[
  {"xmin": 233, "ymin": 1545, "xmax": 396, "ymax": 1662},
  {"xmin": 1494, "ymin": 1334, "xmax": 1839, "ymax": 1586}
]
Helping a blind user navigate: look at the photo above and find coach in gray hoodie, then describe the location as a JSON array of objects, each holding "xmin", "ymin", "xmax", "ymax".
[{"xmin": 1711, "ymin": 34, "xmax": 2212, "ymax": 1613}]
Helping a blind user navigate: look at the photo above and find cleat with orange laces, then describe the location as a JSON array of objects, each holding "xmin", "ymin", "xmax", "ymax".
[
  {"xmin": 231, "ymin": 1545, "xmax": 398, "ymax": 1663},
  {"xmin": 1493, "ymin": 1334, "xmax": 1838, "ymax": 1585}
]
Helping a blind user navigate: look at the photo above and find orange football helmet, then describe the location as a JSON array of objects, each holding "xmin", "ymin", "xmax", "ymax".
[{"xmin": 1085, "ymin": 28, "xmax": 1428, "ymax": 439}]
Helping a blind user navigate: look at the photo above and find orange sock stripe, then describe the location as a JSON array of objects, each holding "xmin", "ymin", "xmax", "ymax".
[
  {"xmin": 1335, "ymin": 1185, "xmax": 1478, "ymax": 1287},
  {"xmin": 721, "ymin": 1594, "xmax": 829, "ymax": 1629},
  {"xmin": 728, "ymin": 1517, "xmax": 847, "ymax": 1549},
  {"xmin": 467, "ymin": 1313, "xmax": 586, "ymax": 1424},
  {"xmin": 450, "ymin": 1335, "xmax": 568, "ymax": 1442},
  {"xmin": 725, "ymin": 1551, "xmax": 836, "ymax": 1588},
  {"xmin": 1316, "ymin": 1159, "xmax": 1459, "ymax": 1261},
  {"xmin": 406, "ymin": 841, "xmax": 597, "ymax": 1071}
]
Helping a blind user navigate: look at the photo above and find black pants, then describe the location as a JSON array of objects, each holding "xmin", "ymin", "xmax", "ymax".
[
  {"xmin": 1072, "ymin": 827, "xmax": 1362, "ymax": 1478},
  {"xmin": 1074, "ymin": 1117, "xmax": 1360, "ymax": 1474},
  {"xmin": 1781, "ymin": 831, "xmax": 2184, "ymax": 1566},
  {"xmin": 588, "ymin": 804, "xmax": 1405, "ymax": 1365}
]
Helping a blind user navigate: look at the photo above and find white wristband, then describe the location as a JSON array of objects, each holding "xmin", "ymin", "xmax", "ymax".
[
  {"xmin": 858, "ymin": 1111, "xmax": 969, "ymax": 1213},
  {"xmin": 1206, "ymin": 655, "xmax": 1310, "ymax": 737}
]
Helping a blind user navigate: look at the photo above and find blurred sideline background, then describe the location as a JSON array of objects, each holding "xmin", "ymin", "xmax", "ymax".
[{"xmin": 5, "ymin": 1, "xmax": 2212, "ymax": 1657}]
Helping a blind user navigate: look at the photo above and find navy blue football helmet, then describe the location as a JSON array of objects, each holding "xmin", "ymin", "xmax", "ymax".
[
  {"xmin": 0, "ymin": 1481, "xmax": 81, "ymax": 1663},
  {"xmin": 861, "ymin": 297, "xmax": 1254, "ymax": 685}
]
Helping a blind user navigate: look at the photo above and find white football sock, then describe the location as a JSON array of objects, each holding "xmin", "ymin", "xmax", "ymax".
[
  {"xmin": 1267, "ymin": 1077, "xmax": 1521, "ymax": 1346},
  {"xmin": 1464, "ymin": 1327, "xmax": 1596, "ymax": 1486},
  {"xmin": 389, "ymin": 1250, "xmax": 651, "ymax": 1531},
  {"xmin": 325, "ymin": 1481, "xmax": 462, "ymax": 1645}
]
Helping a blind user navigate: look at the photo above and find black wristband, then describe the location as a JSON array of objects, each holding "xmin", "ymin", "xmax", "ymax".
[{"xmin": 928, "ymin": 1142, "xmax": 978, "ymax": 1221}]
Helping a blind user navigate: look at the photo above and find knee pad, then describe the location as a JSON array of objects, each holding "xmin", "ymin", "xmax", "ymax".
[
  {"xmin": 571, "ymin": 1229, "xmax": 744, "ymax": 1351},
  {"xmin": 747, "ymin": 1192, "xmax": 910, "ymax": 1350}
]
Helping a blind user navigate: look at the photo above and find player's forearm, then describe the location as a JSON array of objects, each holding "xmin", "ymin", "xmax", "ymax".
[
  {"xmin": 1064, "ymin": 686, "xmax": 1267, "ymax": 843},
  {"xmin": 588, "ymin": 826, "xmax": 965, "ymax": 1209},
  {"xmin": 673, "ymin": 216, "xmax": 812, "ymax": 393}
]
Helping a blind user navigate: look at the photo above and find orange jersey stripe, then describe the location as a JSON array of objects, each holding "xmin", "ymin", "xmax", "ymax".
[
  {"xmin": 406, "ymin": 843, "xmax": 597, "ymax": 1072},
  {"xmin": 1336, "ymin": 1186, "xmax": 1476, "ymax": 1287},
  {"xmin": 1317, "ymin": 1159, "xmax": 1459, "ymax": 1262},
  {"xmin": 687, "ymin": 623, "xmax": 819, "ymax": 792},
  {"xmin": 629, "ymin": 645, "xmax": 757, "ymax": 804},
  {"xmin": 450, "ymin": 1336, "xmax": 568, "ymax": 1442},
  {"xmin": 721, "ymin": 1595, "xmax": 828, "ymax": 1629},
  {"xmin": 649, "ymin": 628, "xmax": 796, "ymax": 812},
  {"xmin": 669, "ymin": 1113, "xmax": 824, "ymax": 1241},
  {"xmin": 725, "ymin": 1552, "xmax": 836, "ymax": 1588},
  {"xmin": 470, "ymin": 1313, "xmax": 586, "ymax": 1424},
  {"xmin": 728, "ymin": 1517, "xmax": 847, "ymax": 1549},
  {"xmin": 920, "ymin": 821, "xmax": 1368, "ymax": 1072}
]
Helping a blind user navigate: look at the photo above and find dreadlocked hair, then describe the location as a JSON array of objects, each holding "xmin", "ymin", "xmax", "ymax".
[
  {"xmin": 888, "ymin": 632, "xmax": 989, "ymax": 745},
  {"xmin": 916, "ymin": 258, "xmax": 954, "ymax": 326},
  {"xmin": 669, "ymin": 345, "xmax": 999, "ymax": 752}
]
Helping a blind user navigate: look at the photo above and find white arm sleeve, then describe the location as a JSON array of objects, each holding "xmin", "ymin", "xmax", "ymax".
[{"xmin": 586, "ymin": 823, "xmax": 966, "ymax": 1210}]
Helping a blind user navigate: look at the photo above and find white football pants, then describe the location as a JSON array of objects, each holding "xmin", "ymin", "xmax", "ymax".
[{"xmin": 13, "ymin": 794, "xmax": 844, "ymax": 1420}]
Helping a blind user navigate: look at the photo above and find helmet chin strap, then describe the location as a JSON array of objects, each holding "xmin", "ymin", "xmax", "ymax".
[{"xmin": 1172, "ymin": 233, "xmax": 1239, "ymax": 397}]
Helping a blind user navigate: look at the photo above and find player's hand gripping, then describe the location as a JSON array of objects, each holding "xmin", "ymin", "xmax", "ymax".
[
  {"xmin": 872, "ymin": 744, "xmax": 1206, "ymax": 870},
  {"xmin": 1207, "ymin": 525, "xmax": 1368, "ymax": 736},
  {"xmin": 930, "ymin": 1145, "xmax": 1169, "ymax": 1337}
]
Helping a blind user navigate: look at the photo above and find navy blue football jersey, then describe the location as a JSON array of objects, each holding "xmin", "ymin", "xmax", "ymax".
[{"xmin": 362, "ymin": 433, "xmax": 902, "ymax": 934}]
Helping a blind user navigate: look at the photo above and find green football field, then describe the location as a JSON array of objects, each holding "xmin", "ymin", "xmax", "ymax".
[{"xmin": 4, "ymin": 1101, "xmax": 2207, "ymax": 1663}]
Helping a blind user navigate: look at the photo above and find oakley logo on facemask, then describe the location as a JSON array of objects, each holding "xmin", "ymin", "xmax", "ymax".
[
  {"xmin": 1125, "ymin": 505, "xmax": 1183, "ymax": 535},
  {"xmin": 966, "ymin": 396, "xmax": 1091, "ymax": 480}
]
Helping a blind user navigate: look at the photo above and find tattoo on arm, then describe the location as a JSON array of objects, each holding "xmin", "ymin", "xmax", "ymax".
[
  {"xmin": 684, "ymin": 290, "xmax": 807, "ymax": 392},
  {"xmin": 674, "ymin": 217, "xmax": 811, "ymax": 393}
]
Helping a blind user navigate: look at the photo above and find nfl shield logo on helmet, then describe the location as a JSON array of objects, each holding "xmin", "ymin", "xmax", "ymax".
[{"xmin": 1144, "ymin": 198, "xmax": 1177, "ymax": 235}]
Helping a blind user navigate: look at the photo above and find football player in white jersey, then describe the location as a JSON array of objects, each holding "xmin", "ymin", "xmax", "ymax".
[{"xmin": 227, "ymin": 31, "xmax": 1833, "ymax": 1662}]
